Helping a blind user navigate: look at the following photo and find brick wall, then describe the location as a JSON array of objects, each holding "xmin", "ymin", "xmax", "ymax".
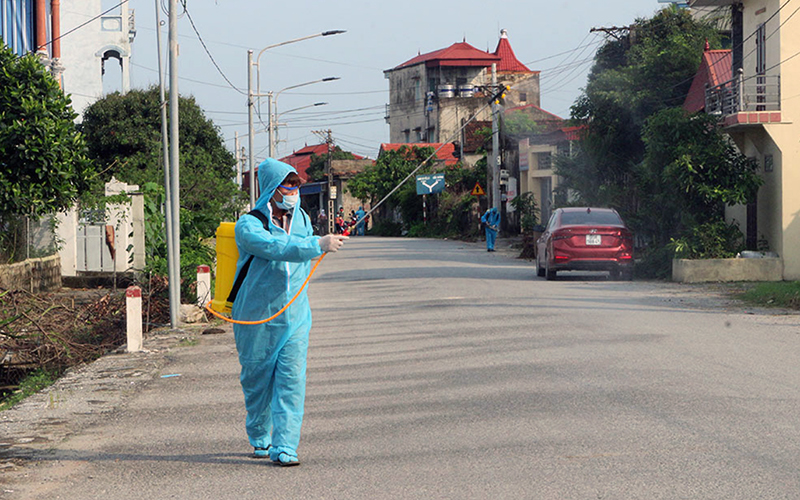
[{"xmin": 0, "ymin": 255, "xmax": 62, "ymax": 293}]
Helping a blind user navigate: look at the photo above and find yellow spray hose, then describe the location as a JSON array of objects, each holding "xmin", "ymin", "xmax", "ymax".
[{"xmin": 204, "ymin": 252, "xmax": 327, "ymax": 325}]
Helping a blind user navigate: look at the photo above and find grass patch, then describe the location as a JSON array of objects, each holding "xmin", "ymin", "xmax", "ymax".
[
  {"xmin": 0, "ymin": 369, "xmax": 59, "ymax": 411},
  {"xmin": 177, "ymin": 337, "xmax": 199, "ymax": 347},
  {"xmin": 737, "ymin": 281, "xmax": 800, "ymax": 309}
]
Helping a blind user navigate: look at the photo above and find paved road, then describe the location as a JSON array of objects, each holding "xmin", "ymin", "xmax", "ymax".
[{"xmin": 3, "ymin": 236, "xmax": 800, "ymax": 499}]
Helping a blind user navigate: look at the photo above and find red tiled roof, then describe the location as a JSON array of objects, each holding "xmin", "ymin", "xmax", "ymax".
[
  {"xmin": 391, "ymin": 42, "xmax": 500, "ymax": 71},
  {"xmin": 561, "ymin": 125, "xmax": 586, "ymax": 141},
  {"xmin": 291, "ymin": 144, "xmax": 330, "ymax": 156},
  {"xmin": 683, "ymin": 49, "xmax": 732, "ymax": 113},
  {"xmin": 494, "ymin": 32, "xmax": 532, "ymax": 73},
  {"xmin": 379, "ymin": 143, "xmax": 459, "ymax": 166},
  {"xmin": 279, "ymin": 144, "xmax": 364, "ymax": 180},
  {"xmin": 505, "ymin": 103, "xmax": 563, "ymax": 121}
]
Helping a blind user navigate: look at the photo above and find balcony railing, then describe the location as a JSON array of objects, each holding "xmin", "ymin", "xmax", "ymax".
[{"xmin": 705, "ymin": 69, "xmax": 780, "ymax": 116}]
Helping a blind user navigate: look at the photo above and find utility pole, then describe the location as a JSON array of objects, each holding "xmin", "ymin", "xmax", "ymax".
[
  {"xmin": 234, "ymin": 131, "xmax": 241, "ymax": 189},
  {"xmin": 314, "ymin": 129, "xmax": 336, "ymax": 235},
  {"xmin": 154, "ymin": 0, "xmax": 176, "ymax": 327},
  {"xmin": 268, "ymin": 91, "xmax": 275, "ymax": 158},
  {"xmin": 589, "ymin": 26, "xmax": 631, "ymax": 40},
  {"xmin": 490, "ymin": 63, "xmax": 501, "ymax": 213},
  {"xmin": 247, "ymin": 50, "xmax": 256, "ymax": 210},
  {"xmin": 167, "ymin": 0, "xmax": 180, "ymax": 327}
]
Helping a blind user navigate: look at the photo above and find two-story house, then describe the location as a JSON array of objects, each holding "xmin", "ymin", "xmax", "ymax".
[
  {"xmin": 59, "ymin": 0, "xmax": 136, "ymax": 116},
  {"xmin": 384, "ymin": 30, "xmax": 539, "ymax": 166},
  {"xmin": 689, "ymin": 0, "xmax": 800, "ymax": 280}
]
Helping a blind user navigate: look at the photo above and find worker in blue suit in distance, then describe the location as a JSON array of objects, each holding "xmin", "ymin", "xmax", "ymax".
[
  {"xmin": 354, "ymin": 206, "xmax": 367, "ymax": 236},
  {"xmin": 232, "ymin": 158, "xmax": 347, "ymax": 466},
  {"xmin": 481, "ymin": 207, "xmax": 500, "ymax": 252}
]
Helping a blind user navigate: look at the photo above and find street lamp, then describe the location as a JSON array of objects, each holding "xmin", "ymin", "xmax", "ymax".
[
  {"xmin": 269, "ymin": 77, "xmax": 340, "ymax": 158},
  {"xmin": 246, "ymin": 30, "xmax": 345, "ymax": 210},
  {"xmin": 267, "ymin": 102, "xmax": 328, "ymax": 157}
]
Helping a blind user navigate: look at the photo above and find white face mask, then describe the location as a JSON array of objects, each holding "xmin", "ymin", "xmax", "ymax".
[{"xmin": 275, "ymin": 192, "xmax": 299, "ymax": 210}]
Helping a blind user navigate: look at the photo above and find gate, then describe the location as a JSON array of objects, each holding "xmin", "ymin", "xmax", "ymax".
[{"xmin": 76, "ymin": 218, "xmax": 115, "ymax": 272}]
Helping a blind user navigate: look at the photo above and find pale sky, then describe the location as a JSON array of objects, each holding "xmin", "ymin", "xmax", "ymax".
[{"xmin": 123, "ymin": 0, "xmax": 665, "ymax": 162}]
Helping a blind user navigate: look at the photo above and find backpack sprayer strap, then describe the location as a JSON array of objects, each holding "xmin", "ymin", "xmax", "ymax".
[{"xmin": 225, "ymin": 209, "xmax": 270, "ymax": 309}]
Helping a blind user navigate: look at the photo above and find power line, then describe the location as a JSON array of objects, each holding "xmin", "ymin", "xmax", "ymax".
[
  {"xmin": 283, "ymin": 89, "xmax": 388, "ymax": 96},
  {"xmin": 524, "ymin": 39, "xmax": 603, "ymax": 66},
  {"xmin": 181, "ymin": 2, "xmax": 246, "ymax": 95},
  {"xmin": 34, "ymin": 0, "xmax": 130, "ymax": 53},
  {"xmin": 663, "ymin": 0, "xmax": 795, "ymax": 94},
  {"xmin": 658, "ymin": 0, "xmax": 799, "ymax": 107},
  {"xmin": 283, "ymin": 117, "xmax": 386, "ymax": 129},
  {"xmin": 131, "ymin": 62, "xmax": 241, "ymax": 91}
]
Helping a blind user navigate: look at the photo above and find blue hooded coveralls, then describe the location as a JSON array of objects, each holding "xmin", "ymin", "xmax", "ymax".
[
  {"xmin": 354, "ymin": 206, "xmax": 366, "ymax": 236},
  {"xmin": 481, "ymin": 207, "xmax": 500, "ymax": 251},
  {"xmin": 232, "ymin": 158, "xmax": 323, "ymax": 461}
]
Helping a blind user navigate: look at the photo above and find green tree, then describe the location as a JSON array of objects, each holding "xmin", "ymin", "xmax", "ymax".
[
  {"xmin": 347, "ymin": 146, "xmax": 435, "ymax": 228},
  {"xmin": 0, "ymin": 41, "xmax": 95, "ymax": 221},
  {"xmin": 304, "ymin": 146, "xmax": 355, "ymax": 182},
  {"xmin": 565, "ymin": 6, "xmax": 722, "ymax": 213},
  {"xmin": 639, "ymin": 108, "xmax": 761, "ymax": 246},
  {"xmin": 80, "ymin": 87, "xmax": 243, "ymax": 237},
  {"xmin": 503, "ymin": 110, "xmax": 543, "ymax": 138}
]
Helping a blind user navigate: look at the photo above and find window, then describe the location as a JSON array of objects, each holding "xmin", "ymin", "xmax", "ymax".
[
  {"xmin": 519, "ymin": 92, "xmax": 528, "ymax": 103},
  {"xmin": 755, "ymin": 23, "xmax": 767, "ymax": 111},
  {"xmin": 560, "ymin": 210, "xmax": 623, "ymax": 226},
  {"xmin": 755, "ymin": 23, "xmax": 766, "ymax": 75},
  {"xmin": 537, "ymin": 152, "xmax": 552, "ymax": 170}
]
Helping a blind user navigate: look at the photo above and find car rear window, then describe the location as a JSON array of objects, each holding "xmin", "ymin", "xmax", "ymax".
[{"xmin": 560, "ymin": 210, "xmax": 623, "ymax": 226}]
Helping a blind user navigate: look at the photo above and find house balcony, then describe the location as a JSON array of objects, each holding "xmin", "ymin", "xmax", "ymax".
[{"xmin": 705, "ymin": 69, "xmax": 782, "ymax": 127}]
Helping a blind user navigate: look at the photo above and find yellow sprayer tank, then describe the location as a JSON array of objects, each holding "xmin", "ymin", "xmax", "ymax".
[{"xmin": 211, "ymin": 222, "xmax": 238, "ymax": 313}]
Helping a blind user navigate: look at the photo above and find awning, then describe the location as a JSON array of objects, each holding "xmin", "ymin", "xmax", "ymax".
[{"xmin": 300, "ymin": 182, "xmax": 326, "ymax": 196}]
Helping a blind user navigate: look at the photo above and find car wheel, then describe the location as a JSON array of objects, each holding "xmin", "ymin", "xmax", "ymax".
[
  {"xmin": 537, "ymin": 254, "xmax": 545, "ymax": 277},
  {"xmin": 545, "ymin": 254, "xmax": 556, "ymax": 281}
]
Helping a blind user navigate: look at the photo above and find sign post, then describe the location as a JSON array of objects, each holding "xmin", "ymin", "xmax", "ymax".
[
  {"xmin": 415, "ymin": 174, "xmax": 445, "ymax": 195},
  {"xmin": 416, "ymin": 174, "xmax": 444, "ymax": 226}
]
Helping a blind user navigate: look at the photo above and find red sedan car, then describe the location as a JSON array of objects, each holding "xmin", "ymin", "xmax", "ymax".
[{"xmin": 536, "ymin": 207, "xmax": 634, "ymax": 280}]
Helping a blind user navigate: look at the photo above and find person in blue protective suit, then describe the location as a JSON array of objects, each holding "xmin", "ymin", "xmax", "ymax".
[
  {"xmin": 481, "ymin": 207, "xmax": 500, "ymax": 252},
  {"xmin": 232, "ymin": 158, "xmax": 347, "ymax": 467},
  {"xmin": 354, "ymin": 206, "xmax": 367, "ymax": 236}
]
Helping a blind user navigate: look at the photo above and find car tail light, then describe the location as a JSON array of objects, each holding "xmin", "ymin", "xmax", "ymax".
[
  {"xmin": 552, "ymin": 229, "xmax": 571, "ymax": 241},
  {"xmin": 554, "ymin": 254, "xmax": 569, "ymax": 262}
]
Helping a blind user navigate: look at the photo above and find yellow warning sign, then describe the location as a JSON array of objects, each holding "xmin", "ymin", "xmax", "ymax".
[{"xmin": 471, "ymin": 182, "xmax": 486, "ymax": 196}]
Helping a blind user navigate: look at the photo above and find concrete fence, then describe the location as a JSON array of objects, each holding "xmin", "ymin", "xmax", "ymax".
[
  {"xmin": 672, "ymin": 257, "xmax": 783, "ymax": 283},
  {"xmin": 0, "ymin": 254, "xmax": 62, "ymax": 293}
]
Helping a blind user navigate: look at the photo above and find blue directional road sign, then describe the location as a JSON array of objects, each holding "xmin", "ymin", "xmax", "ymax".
[{"xmin": 416, "ymin": 174, "xmax": 445, "ymax": 195}]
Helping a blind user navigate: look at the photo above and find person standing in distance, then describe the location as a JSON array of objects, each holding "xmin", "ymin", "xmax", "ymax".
[
  {"xmin": 355, "ymin": 206, "xmax": 367, "ymax": 236},
  {"xmin": 231, "ymin": 158, "xmax": 347, "ymax": 466},
  {"xmin": 481, "ymin": 207, "xmax": 500, "ymax": 252}
]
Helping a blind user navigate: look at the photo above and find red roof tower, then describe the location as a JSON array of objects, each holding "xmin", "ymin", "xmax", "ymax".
[{"xmin": 494, "ymin": 29, "xmax": 533, "ymax": 73}]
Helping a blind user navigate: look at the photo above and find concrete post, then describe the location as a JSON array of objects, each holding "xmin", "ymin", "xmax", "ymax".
[
  {"xmin": 131, "ymin": 192, "xmax": 146, "ymax": 271},
  {"xmin": 126, "ymin": 286, "xmax": 143, "ymax": 352},
  {"xmin": 196, "ymin": 265, "xmax": 211, "ymax": 307},
  {"xmin": 56, "ymin": 206, "xmax": 79, "ymax": 277}
]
